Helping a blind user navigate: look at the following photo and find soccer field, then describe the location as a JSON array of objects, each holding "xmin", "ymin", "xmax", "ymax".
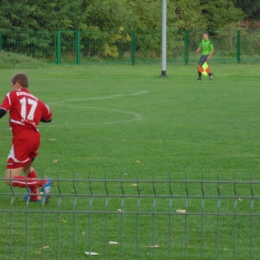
[{"xmin": 0, "ymin": 63, "xmax": 260, "ymax": 259}]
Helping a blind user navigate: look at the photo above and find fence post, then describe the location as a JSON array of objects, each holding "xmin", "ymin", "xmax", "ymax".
[
  {"xmin": 131, "ymin": 31, "xmax": 136, "ymax": 65},
  {"xmin": 56, "ymin": 30, "xmax": 61, "ymax": 65},
  {"xmin": 236, "ymin": 30, "xmax": 241, "ymax": 64},
  {"xmin": 184, "ymin": 30, "xmax": 189, "ymax": 65},
  {"xmin": 76, "ymin": 31, "xmax": 81, "ymax": 65},
  {"xmin": 0, "ymin": 31, "xmax": 2, "ymax": 51}
]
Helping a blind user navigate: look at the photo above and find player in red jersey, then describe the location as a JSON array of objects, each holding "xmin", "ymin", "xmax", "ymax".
[{"xmin": 0, "ymin": 73, "xmax": 53, "ymax": 203}]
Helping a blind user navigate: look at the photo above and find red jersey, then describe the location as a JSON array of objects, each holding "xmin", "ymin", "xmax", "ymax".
[{"xmin": 0, "ymin": 88, "xmax": 52, "ymax": 135}]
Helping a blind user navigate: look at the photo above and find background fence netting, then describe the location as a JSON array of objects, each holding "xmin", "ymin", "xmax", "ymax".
[
  {"xmin": 1, "ymin": 29, "xmax": 260, "ymax": 65},
  {"xmin": 0, "ymin": 173, "xmax": 260, "ymax": 260}
]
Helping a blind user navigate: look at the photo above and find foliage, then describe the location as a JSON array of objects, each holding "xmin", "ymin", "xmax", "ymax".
[
  {"xmin": 200, "ymin": 0, "xmax": 245, "ymax": 30},
  {"xmin": 0, "ymin": 0, "xmax": 252, "ymax": 61},
  {"xmin": 232, "ymin": 0, "xmax": 260, "ymax": 20}
]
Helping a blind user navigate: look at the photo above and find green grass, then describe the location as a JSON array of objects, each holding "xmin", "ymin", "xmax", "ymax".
[
  {"xmin": 0, "ymin": 51, "xmax": 49, "ymax": 69},
  {"xmin": 1, "ymin": 63, "xmax": 260, "ymax": 259}
]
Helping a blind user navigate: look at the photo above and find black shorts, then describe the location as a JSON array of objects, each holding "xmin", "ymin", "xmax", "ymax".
[{"xmin": 198, "ymin": 55, "xmax": 209, "ymax": 66}]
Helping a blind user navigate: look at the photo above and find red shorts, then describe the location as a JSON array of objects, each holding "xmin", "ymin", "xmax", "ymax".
[{"xmin": 7, "ymin": 131, "xmax": 40, "ymax": 169}]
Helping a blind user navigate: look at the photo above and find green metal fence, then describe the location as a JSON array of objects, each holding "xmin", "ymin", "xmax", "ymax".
[
  {"xmin": 1, "ymin": 173, "xmax": 260, "ymax": 259},
  {"xmin": 1, "ymin": 30, "xmax": 260, "ymax": 65}
]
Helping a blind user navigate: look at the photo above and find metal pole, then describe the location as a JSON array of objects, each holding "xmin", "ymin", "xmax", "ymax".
[
  {"xmin": 161, "ymin": 0, "xmax": 167, "ymax": 77},
  {"xmin": 76, "ymin": 31, "xmax": 81, "ymax": 65},
  {"xmin": 56, "ymin": 31, "xmax": 61, "ymax": 65},
  {"xmin": 131, "ymin": 31, "xmax": 136, "ymax": 65}
]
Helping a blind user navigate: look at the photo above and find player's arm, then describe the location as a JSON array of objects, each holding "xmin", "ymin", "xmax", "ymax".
[
  {"xmin": 206, "ymin": 42, "xmax": 214, "ymax": 61},
  {"xmin": 0, "ymin": 93, "xmax": 11, "ymax": 118},
  {"xmin": 40, "ymin": 118, "xmax": 52, "ymax": 123},
  {"xmin": 206, "ymin": 50, "xmax": 214, "ymax": 61},
  {"xmin": 196, "ymin": 41, "xmax": 202, "ymax": 53},
  {"xmin": 40, "ymin": 104, "xmax": 52, "ymax": 123},
  {"xmin": 0, "ymin": 108, "xmax": 7, "ymax": 118}
]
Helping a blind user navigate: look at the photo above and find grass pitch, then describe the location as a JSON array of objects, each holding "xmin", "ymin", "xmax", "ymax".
[{"xmin": 0, "ymin": 63, "xmax": 260, "ymax": 259}]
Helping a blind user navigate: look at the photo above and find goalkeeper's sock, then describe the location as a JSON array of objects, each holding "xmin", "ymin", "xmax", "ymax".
[{"xmin": 11, "ymin": 176, "xmax": 47, "ymax": 189}]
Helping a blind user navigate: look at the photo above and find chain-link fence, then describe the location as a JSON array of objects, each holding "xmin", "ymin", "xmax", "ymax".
[
  {"xmin": 0, "ymin": 173, "xmax": 260, "ymax": 260},
  {"xmin": 1, "ymin": 30, "xmax": 260, "ymax": 65}
]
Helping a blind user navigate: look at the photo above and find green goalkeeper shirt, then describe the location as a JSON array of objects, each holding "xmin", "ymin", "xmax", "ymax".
[{"xmin": 199, "ymin": 39, "xmax": 214, "ymax": 55}]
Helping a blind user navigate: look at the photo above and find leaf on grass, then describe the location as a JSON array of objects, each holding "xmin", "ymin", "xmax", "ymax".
[
  {"xmin": 60, "ymin": 219, "xmax": 66, "ymax": 223},
  {"xmin": 239, "ymin": 198, "xmax": 242, "ymax": 201},
  {"xmin": 39, "ymin": 246, "xmax": 49, "ymax": 250},
  {"xmin": 136, "ymin": 160, "xmax": 141, "ymax": 163},
  {"xmin": 118, "ymin": 209, "xmax": 124, "ymax": 213},
  {"xmin": 176, "ymin": 209, "xmax": 186, "ymax": 213},
  {"xmin": 131, "ymin": 183, "xmax": 138, "ymax": 187},
  {"xmin": 50, "ymin": 138, "xmax": 56, "ymax": 141},
  {"xmin": 52, "ymin": 159, "xmax": 58, "ymax": 163},
  {"xmin": 109, "ymin": 241, "xmax": 119, "ymax": 245},
  {"xmin": 144, "ymin": 245, "xmax": 160, "ymax": 248},
  {"xmin": 85, "ymin": 252, "xmax": 99, "ymax": 256},
  {"xmin": 82, "ymin": 232, "xmax": 85, "ymax": 236}
]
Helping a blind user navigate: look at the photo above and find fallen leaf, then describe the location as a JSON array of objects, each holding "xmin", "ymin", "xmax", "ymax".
[
  {"xmin": 145, "ymin": 245, "xmax": 160, "ymax": 248},
  {"xmin": 50, "ymin": 138, "xmax": 56, "ymax": 141},
  {"xmin": 118, "ymin": 209, "xmax": 124, "ymax": 213},
  {"xmin": 136, "ymin": 160, "xmax": 141, "ymax": 163},
  {"xmin": 176, "ymin": 209, "xmax": 186, "ymax": 213},
  {"xmin": 60, "ymin": 219, "xmax": 66, "ymax": 223},
  {"xmin": 109, "ymin": 241, "xmax": 119, "ymax": 244},
  {"xmin": 39, "ymin": 246, "xmax": 49, "ymax": 250},
  {"xmin": 239, "ymin": 198, "xmax": 242, "ymax": 201},
  {"xmin": 52, "ymin": 159, "xmax": 58, "ymax": 163},
  {"xmin": 85, "ymin": 252, "xmax": 99, "ymax": 256},
  {"xmin": 131, "ymin": 183, "xmax": 138, "ymax": 187}
]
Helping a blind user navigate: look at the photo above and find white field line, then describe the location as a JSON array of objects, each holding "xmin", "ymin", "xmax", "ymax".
[
  {"xmin": 48, "ymin": 91, "xmax": 148, "ymax": 105},
  {"xmin": 46, "ymin": 91, "xmax": 148, "ymax": 126}
]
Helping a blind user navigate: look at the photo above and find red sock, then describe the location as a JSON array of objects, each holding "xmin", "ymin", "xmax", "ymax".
[
  {"xmin": 27, "ymin": 169, "xmax": 37, "ymax": 178},
  {"xmin": 26, "ymin": 170, "xmax": 40, "ymax": 192},
  {"xmin": 11, "ymin": 176, "xmax": 47, "ymax": 189}
]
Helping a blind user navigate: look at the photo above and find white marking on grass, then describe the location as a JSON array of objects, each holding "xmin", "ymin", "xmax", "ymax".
[
  {"xmin": 48, "ymin": 91, "xmax": 148, "ymax": 105},
  {"xmin": 47, "ymin": 106, "xmax": 142, "ymax": 126},
  {"xmin": 45, "ymin": 91, "xmax": 147, "ymax": 126}
]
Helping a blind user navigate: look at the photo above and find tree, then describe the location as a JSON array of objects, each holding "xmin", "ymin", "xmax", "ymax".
[
  {"xmin": 232, "ymin": 0, "xmax": 260, "ymax": 20},
  {"xmin": 200, "ymin": 0, "xmax": 245, "ymax": 30}
]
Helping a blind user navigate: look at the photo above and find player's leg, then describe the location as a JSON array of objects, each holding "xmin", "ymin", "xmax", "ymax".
[
  {"xmin": 5, "ymin": 165, "xmax": 41, "ymax": 201},
  {"xmin": 6, "ymin": 135, "xmax": 53, "ymax": 202},
  {"xmin": 197, "ymin": 56, "xmax": 206, "ymax": 80},
  {"xmin": 5, "ymin": 167, "xmax": 24, "ymax": 185},
  {"xmin": 197, "ymin": 63, "xmax": 202, "ymax": 80},
  {"xmin": 23, "ymin": 162, "xmax": 53, "ymax": 203},
  {"xmin": 5, "ymin": 163, "xmax": 45, "ymax": 188},
  {"xmin": 23, "ymin": 163, "xmax": 41, "ymax": 201}
]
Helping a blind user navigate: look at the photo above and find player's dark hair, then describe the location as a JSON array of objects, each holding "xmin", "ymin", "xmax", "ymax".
[{"xmin": 11, "ymin": 73, "xmax": 29, "ymax": 88}]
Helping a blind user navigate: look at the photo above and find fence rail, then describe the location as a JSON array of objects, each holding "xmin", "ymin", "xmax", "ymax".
[
  {"xmin": 1, "ymin": 29, "xmax": 260, "ymax": 65},
  {"xmin": 0, "ymin": 173, "xmax": 260, "ymax": 260}
]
